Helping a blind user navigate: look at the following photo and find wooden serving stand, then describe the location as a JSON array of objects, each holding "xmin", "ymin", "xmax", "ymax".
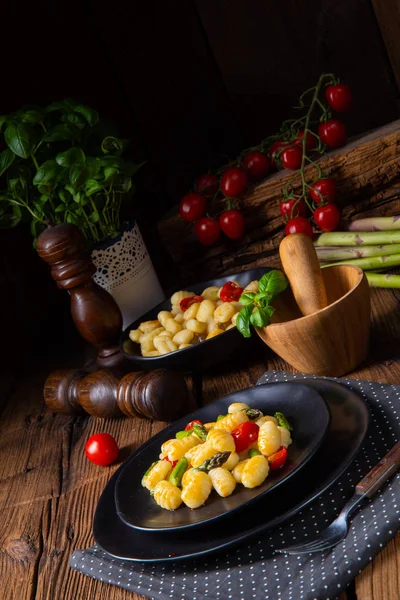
[{"xmin": 36, "ymin": 223, "xmax": 188, "ymax": 421}]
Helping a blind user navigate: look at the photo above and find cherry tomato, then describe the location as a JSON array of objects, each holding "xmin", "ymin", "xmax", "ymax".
[
  {"xmin": 285, "ymin": 217, "xmax": 313, "ymax": 238},
  {"xmin": 268, "ymin": 446, "xmax": 288, "ymax": 470},
  {"xmin": 221, "ymin": 167, "xmax": 248, "ymax": 197},
  {"xmin": 318, "ymin": 119, "xmax": 347, "ymax": 149},
  {"xmin": 294, "ymin": 130, "xmax": 317, "ymax": 150},
  {"xmin": 281, "ymin": 145, "xmax": 303, "ymax": 170},
  {"xmin": 219, "ymin": 210, "xmax": 245, "ymax": 239},
  {"xmin": 180, "ymin": 295, "xmax": 203, "ymax": 311},
  {"xmin": 279, "ymin": 198, "xmax": 307, "ymax": 220},
  {"xmin": 85, "ymin": 433, "xmax": 119, "ymax": 467},
  {"xmin": 219, "ymin": 281, "xmax": 244, "ymax": 302},
  {"xmin": 325, "ymin": 84, "xmax": 353, "ymax": 113},
  {"xmin": 195, "ymin": 217, "xmax": 220, "ymax": 246},
  {"xmin": 196, "ymin": 173, "xmax": 219, "ymax": 197},
  {"xmin": 313, "ymin": 203, "xmax": 341, "ymax": 232},
  {"xmin": 309, "ymin": 178, "xmax": 336, "ymax": 205},
  {"xmin": 179, "ymin": 193, "xmax": 207, "ymax": 222},
  {"xmin": 162, "ymin": 457, "xmax": 178, "ymax": 467},
  {"xmin": 270, "ymin": 139, "xmax": 290, "ymax": 169},
  {"xmin": 231, "ymin": 421, "xmax": 259, "ymax": 453},
  {"xmin": 185, "ymin": 419, "xmax": 203, "ymax": 431},
  {"xmin": 242, "ymin": 151, "xmax": 270, "ymax": 181}
]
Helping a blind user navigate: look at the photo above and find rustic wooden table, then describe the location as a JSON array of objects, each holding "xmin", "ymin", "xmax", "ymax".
[{"xmin": 1, "ymin": 285, "xmax": 400, "ymax": 600}]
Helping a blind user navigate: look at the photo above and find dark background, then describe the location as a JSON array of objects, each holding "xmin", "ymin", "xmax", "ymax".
[{"xmin": 1, "ymin": 0, "xmax": 399, "ymax": 374}]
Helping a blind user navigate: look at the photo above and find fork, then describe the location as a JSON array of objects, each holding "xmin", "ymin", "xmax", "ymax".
[{"xmin": 275, "ymin": 440, "xmax": 400, "ymax": 555}]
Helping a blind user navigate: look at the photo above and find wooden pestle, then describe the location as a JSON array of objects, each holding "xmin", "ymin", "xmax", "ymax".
[{"xmin": 279, "ymin": 233, "xmax": 328, "ymax": 315}]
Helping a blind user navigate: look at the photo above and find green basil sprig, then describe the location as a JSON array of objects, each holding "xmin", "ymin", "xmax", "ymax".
[{"xmin": 236, "ymin": 270, "xmax": 288, "ymax": 338}]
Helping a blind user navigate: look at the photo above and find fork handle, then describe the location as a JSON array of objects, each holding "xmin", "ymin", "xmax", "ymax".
[{"xmin": 355, "ymin": 440, "xmax": 400, "ymax": 498}]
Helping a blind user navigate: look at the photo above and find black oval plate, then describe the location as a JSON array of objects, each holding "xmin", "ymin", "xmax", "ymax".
[
  {"xmin": 93, "ymin": 378, "xmax": 369, "ymax": 562},
  {"xmin": 119, "ymin": 266, "xmax": 272, "ymax": 372},
  {"xmin": 115, "ymin": 383, "xmax": 330, "ymax": 531}
]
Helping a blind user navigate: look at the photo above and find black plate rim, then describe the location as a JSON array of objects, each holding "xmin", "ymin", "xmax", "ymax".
[
  {"xmin": 114, "ymin": 382, "xmax": 331, "ymax": 532},
  {"xmin": 93, "ymin": 378, "xmax": 370, "ymax": 563}
]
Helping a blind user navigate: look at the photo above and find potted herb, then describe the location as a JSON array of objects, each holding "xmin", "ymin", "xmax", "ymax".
[{"xmin": 0, "ymin": 99, "xmax": 164, "ymax": 327}]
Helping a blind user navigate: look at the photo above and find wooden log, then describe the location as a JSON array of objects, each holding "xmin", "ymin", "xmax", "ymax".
[{"xmin": 158, "ymin": 120, "xmax": 400, "ymax": 281}]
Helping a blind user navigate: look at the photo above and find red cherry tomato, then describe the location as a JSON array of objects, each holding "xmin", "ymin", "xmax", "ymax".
[
  {"xmin": 231, "ymin": 421, "xmax": 259, "ymax": 453},
  {"xmin": 219, "ymin": 210, "xmax": 245, "ymax": 240},
  {"xmin": 279, "ymin": 198, "xmax": 307, "ymax": 220},
  {"xmin": 281, "ymin": 145, "xmax": 303, "ymax": 170},
  {"xmin": 294, "ymin": 130, "xmax": 317, "ymax": 150},
  {"xmin": 179, "ymin": 193, "xmax": 207, "ymax": 222},
  {"xmin": 85, "ymin": 433, "xmax": 119, "ymax": 466},
  {"xmin": 196, "ymin": 173, "xmax": 219, "ymax": 197},
  {"xmin": 221, "ymin": 167, "xmax": 248, "ymax": 198},
  {"xmin": 268, "ymin": 446, "xmax": 288, "ymax": 470},
  {"xmin": 195, "ymin": 217, "xmax": 220, "ymax": 246},
  {"xmin": 185, "ymin": 419, "xmax": 203, "ymax": 431},
  {"xmin": 219, "ymin": 281, "xmax": 244, "ymax": 302},
  {"xmin": 318, "ymin": 119, "xmax": 347, "ymax": 149},
  {"xmin": 270, "ymin": 139, "xmax": 290, "ymax": 169},
  {"xmin": 313, "ymin": 203, "xmax": 341, "ymax": 232},
  {"xmin": 285, "ymin": 217, "xmax": 313, "ymax": 238},
  {"xmin": 163, "ymin": 457, "xmax": 178, "ymax": 467},
  {"xmin": 309, "ymin": 178, "xmax": 336, "ymax": 205},
  {"xmin": 242, "ymin": 151, "xmax": 271, "ymax": 181},
  {"xmin": 325, "ymin": 84, "xmax": 353, "ymax": 113},
  {"xmin": 180, "ymin": 295, "xmax": 203, "ymax": 312}
]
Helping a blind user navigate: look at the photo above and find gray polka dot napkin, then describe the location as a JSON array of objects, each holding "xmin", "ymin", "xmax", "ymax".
[{"xmin": 71, "ymin": 372, "xmax": 400, "ymax": 600}]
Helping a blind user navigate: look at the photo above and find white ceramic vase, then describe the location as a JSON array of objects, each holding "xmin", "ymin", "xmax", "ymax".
[{"xmin": 91, "ymin": 221, "xmax": 165, "ymax": 330}]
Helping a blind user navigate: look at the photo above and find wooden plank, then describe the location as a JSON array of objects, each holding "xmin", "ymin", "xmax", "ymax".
[
  {"xmin": 371, "ymin": 0, "xmax": 400, "ymax": 92},
  {"xmin": 356, "ymin": 534, "xmax": 400, "ymax": 600},
  {"xmin": 158, "ymin": 120, "xmax": 400, "ymax": 281}
]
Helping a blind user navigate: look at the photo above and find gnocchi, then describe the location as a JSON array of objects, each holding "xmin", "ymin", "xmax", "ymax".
[{"xmin": 142, "ymin": 402, "xmax": 294, "ymax": 511}]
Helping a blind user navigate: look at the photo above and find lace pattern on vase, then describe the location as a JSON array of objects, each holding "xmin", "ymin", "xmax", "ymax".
[{"xmin": 91, "ymin": 223, "xmax": 151, "ymax": 291}]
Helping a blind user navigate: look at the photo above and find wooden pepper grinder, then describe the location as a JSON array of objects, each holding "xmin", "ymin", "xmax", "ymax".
[
  {"xmin": 44, "ymin": 368, "xmax": 189, "ymax": 421},
  {"xmin": 36, "ymin": 223, "xmax": 124, "ymax": 368}
]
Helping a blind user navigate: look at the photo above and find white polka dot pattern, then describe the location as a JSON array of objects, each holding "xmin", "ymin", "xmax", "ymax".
[{"xmin": 70, "ymin": 372, "xmax": 400, "ymax": 600}]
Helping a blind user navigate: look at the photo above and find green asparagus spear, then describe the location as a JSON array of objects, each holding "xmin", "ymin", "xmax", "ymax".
[
  {"xmin": 274, "ymin": 412, "xmax": 293, "ymax": 431},
  {"xmin": 316, "ymin": 244, "xmax": 400, "ymax": 262},
  {"xmin": 141, "ymin": 461, "xmax": 158, "ymax": 486},
  {"xmin": 320, "ymin": 254, "xmax": 400, "ymax": 270},
  {"xmin": 243, "ymin": 408, "xmax": 263, "ymax": 420},
  {"xmin": 194, "ymin": 451, "xmax": 231, "ymax": 473},
  {"xmin": 248, "ymin": 448, "xmax": 262, "ymax": 458},
  {"xmin": 314, "ymin": 231, "xmax": 400, "ymax": 247},
  {"xmin": 168, "ymin": 457, "xmax": 188, "ymax": 487},
  {"xmin": 216, "ymin": 414, "xmax": 226, "ymax": 421},
  {"xmin": 193, "ymin": 424, "xmax": 208, "ymax": 441},
  {"xmin": 348, "ymin": 217, "xmax": 400, "ymax": 231},
  {"xmin": 366, "ymin": 273, "xmax": 400, "ymax": 288}
]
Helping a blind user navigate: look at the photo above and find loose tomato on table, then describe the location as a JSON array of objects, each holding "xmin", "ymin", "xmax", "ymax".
[
  {"xmin": 268, "ymin": 446, "xmax": 288, "ymax": 470},
  {"xmin": 318, "ymin": 119, "xmax": 347, "ymax": 149},
  {"xmin": 195, "ymin": 217, "xmax": 220, "ymax": 246},
  {"xmin": 325, "ymin": 84, "xmax": 353, "ymax": 113},
  {"xmin": 279, "ymin": 198, "xmax": 307, "ymax": 220},
  {"xmin": 285, "ymin": 216, "xmax": 313, "ymax": 238},
  {"xmin": 281, "ymin": 145, "xmax": 303, "ymax": 170},
  {"xmin": 313, "ymin": 203, "xmax": 341, "ymax": 232},
  {"xmin": 221, "ymin": 167, "xmax": 248, "ymax": 198},
  {"xmin": 184, "ymin": 419, "xmax": 203, "ymax": 431},
  {"xmin": 219, "ymin": 281, "xmax": 244, "ymax": 302},
  {"xmin": 196, "ymin": 173, "xmax": 220, "ymax": 197},
  {"xmin": 231, "ymin": 421, "xmax": 259, "ymax": 453},
  {"xmin": 309, "ymin": 178, "xmax": 336, "ymax": 205},
  {"xmin": 219, "ymin": 210, "xmax": 245, "ymax": 239},
  {"xmin": 180, "ymin": 295, "xmax": 203, "ymax": 311},
  {"xmin": 85, "ymin": 433, "xmax": 119, "ymax": 467},
  {"xmin": 242, "ymin": 151, "xmax": 271, "ymax": 181},
  {"xmin": 179, "ymin": 193, "xmax": 207, "ymax": 222}
]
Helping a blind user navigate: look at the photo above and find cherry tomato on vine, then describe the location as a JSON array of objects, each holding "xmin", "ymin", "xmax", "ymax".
[
  {"xmin": 231, "ymin": 421, "xmax": 259, "ymax": 453},
  {"xmin": 179, "ymin": 192, "xmax": 207, "ymax": 222},
  {"xmin": 185, "ymin": 419, "xmax": 203, "ymax": 431},
  {"xmin": 279, "ymin": 198, "xmax": 307, "ymax": 220},
  {"xmin": 318, "ymin": 119, "xmax": 347, "ymax": 149},
  {"xmin": 196, "ymin": 173, "xmax": 219, "ymax": 197},
  {"xmin": 313, "ymin": 203, "xmax": 341, "ymax": 232},
  {"xmin": 195, "ymin": 217, "xmax": 220, "ymax": 246},
  {"xmin": 242, "ymin": 151, "xmax": 271, "ymax": 181},
  {"xmin": 85, "ymin": 433, "xmax": 119, "ymax": 466},
  {"xmin": 285, "ymin": 217, "xmax": 313, "ymax": 238},
  {"xmin": 180, "ymin": 295, "xmax": 203, "ymax": 311},
  {"xmin": 309, "ymin": 178, "xmax": 336, "ymax": 205},
  {"xmin": 219, "ymin": 281, "xmax": 244, "ymax": 302},
  {"xmin": 294, "ymin": 130, "xmax": 317, "ymax": 151},
  {"xmin": 221, "ymin": 167, "xmax": 248, "ymax": 198},
  {"xmin": 268, "ymin": 446, "xmax": 288, "ymax": 470},
  {"xmin": 219, "ymin": 210, "xmax": 245, "ymax": 239},
  {"xmin": 270, "ymin": 139, "xmax": 290, "ymax": 169},
  {"xmin": 281, "ymin": 145, "xmax": 303, "ymax": 170},
  {"xmin": 325, "ymin": 84, "xmax": 353, "ymax": 113}
]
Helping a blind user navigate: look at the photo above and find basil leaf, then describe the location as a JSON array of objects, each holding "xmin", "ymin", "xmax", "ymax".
[
  {"xmin": 250, "ymin": 306, "xmax": 275, "ymax": 328},
  {"xmin": 69, "ymin": 166, "xmax": 91, "ymax": 189},
  {"xmin": 85, "ymin": 179, "xmax": 104, "ymax": 196},
  {"xmin": 101, "ymin": 136, "xmax": 125, "ymax": 154},
  {"xmin": 239, "ymin": 291, "xmax": 256, "ymax": 306},
  {"xmin": 4, "ymin": 122, "xmax": 36, "ymax": 158},
  {"xmin": 73, "ymin": 103, "xmax": 99, "ymax": 126},
  {"xmin": 0, "ymin": 149, "xmax": 15, "ymax": 177},
  {"xmin": 274, "ymin": 411, "xmax": 293, "ymax": 431},
  {"xmin": 43, "ymin": 124, "xmax": 80, "ymax": 142},
  {"xmin": 258, "ymin": 270, "xmax": 288, "ymax": 297},
  {"xmin": 56, "ymin": 147, "xmax": 86, "ymax": 167},
  {"xmin": 236, "ymin": 305, "xmax": 252, "ymax": 338},
  {"xmin": 33, "ymin": 160, "xmax": 60, "ymax": 185},
  {"xmin": 0, "ymin": 116, "xmax": 7, "ymax": 131},
  {"xmin": 19, "ymin": 108, "xmax": 44, "ymax": 124}
]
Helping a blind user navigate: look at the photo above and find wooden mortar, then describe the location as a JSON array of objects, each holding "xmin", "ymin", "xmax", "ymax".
[{"xmin": 257, "ymin": 234, "xmax": 371, "ymax": 377}]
